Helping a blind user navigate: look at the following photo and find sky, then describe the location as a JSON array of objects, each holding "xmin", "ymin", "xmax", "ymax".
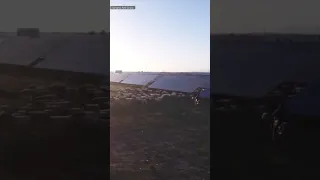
[
  {"xmin": 0, "ymin": 0, "xmax": 109, "ymax": 32},
  {"xmin": 212, "ymin": 0, "xmax": 320, "ymax": 34},
  {"xmin": 110, "ymin": 0, "xmax": 210, "ymax": 72}
]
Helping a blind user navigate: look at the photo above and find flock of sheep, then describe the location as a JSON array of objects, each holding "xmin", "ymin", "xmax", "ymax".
[{"xmin": 110, "ymin": 86, "xmax": 190, "ymax": 103}]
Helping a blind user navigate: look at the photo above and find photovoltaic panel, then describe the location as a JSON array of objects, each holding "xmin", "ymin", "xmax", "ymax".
[
  {"xmin": 36, "ymin": 35, "xmax": 109, "ymax": 75},
  {"xmin": 285, "ymin": 83, "xmax": 320, "ymax": 118},
  {"xmin": 0, "ymin": 36, "xmax": 31, "ymax": 65},
  {"xmin": 199, "ymin": 89, "xmax": 210, "ymax": 98},
  {"xmin": 110, "ymin": 73, "xmax": 129, "ymax": 82},
  {"xmin": 210, "ymin": 36, "xmax": 320, "ymax": 97},
  {"xmin": 149, "ymin": 75, "xmax": 210, "ymax": 93},
  {"xmin": 0, "ymin": 35, "xmax": 67, "ymax": 66},
  {"xmin": 121, "ymin": 74, "xmax": 159, "ymax": 86}
]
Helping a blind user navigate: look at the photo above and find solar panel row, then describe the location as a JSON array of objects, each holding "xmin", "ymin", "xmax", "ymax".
[
  {"xmin": 149, "ymin": 75, "xmax": 210, "ymax": 93},
  {"xmin": 113, "ymin": 73, "xmax": 210, "ymax": 95},
  {"xmin": 121, "ymin": 74, "xmax": 159, "ymax": 85},
  {"xmin": 1, "ymin": 34, "xmax": 320, "ymax": 101},
  {"xmin": 36, "ymin": 35, "xmax": 109, "ymax": 75},
  {"xmin": 0, "ymin": 34, "xmax": 109, "ymax": 76},
  {"xmin": 110, "ymin": 72, "xmax": 128, "ymax": 82},
  {"xmin": 211, "ymin": 36, "xmax": 320, "ymax": 98}
]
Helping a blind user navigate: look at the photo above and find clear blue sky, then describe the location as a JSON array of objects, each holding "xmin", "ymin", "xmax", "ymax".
[{"xmin": 111, "ymin": 0, "xmax": 210, "ymax": 72}]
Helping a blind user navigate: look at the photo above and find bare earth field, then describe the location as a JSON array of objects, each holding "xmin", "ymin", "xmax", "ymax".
[
  {"xmin": 110, "ymin": 83, "xmax": 210, "ymax": 180},
  {"xmin": 0, "ymin": 74, "xmax": 210, "ymax": 179},
  {"xmin": 0, "ymin": 74, "xmax": 109, "ymax": 180}
]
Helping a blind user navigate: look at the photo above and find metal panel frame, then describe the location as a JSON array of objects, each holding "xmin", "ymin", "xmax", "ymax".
[{"xmin": 149, "ymin": 74, "xmax": 210, "ymax": 93}]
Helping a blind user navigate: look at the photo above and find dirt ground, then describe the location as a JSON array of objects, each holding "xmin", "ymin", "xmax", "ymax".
[
  {"xmin": 0, "ymin": 75, "xmax": 210, "ymax": 180},
  {"xmin": 0, "ymin": 74, "xmax": 109, "ymax": 179},
  {"xmin": 110, "ymin": 84, "xmax": 210, "ymax": 180}
]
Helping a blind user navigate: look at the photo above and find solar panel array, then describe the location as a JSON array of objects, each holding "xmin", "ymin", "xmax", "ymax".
[
  {"xmin": 211, "ymin": 35, "xmax": 320, "ymax": 98},
  {"xmin": 148, "ymin": 75, "xmax": 210, "ymax": 92},
  {"xmin": 0, "ymin": 34, "xmax": 109, "ymax": 75},
  {"xmin": 112, "ymin": 72, "xmax": 210, "ymax": 98},
  {"xmin": 121, "ymin": 74, "xmax": 159, "ymax": 86},
  {"xmin": 36, "ymin": 35, "xmax": 109, "ymax": 75},
  {"xmin": 0, "ymin": 33, "xmax": 211, "ymax": 99},
  {"xmin": 2, "ymin": 33, "xmax": 320, "ymax": 101},
  {"xmin": 110, "ymin": 72, "xmax": 128, "ymax": 82},
  {"xmin": 0, "ymin": 35, "xmax": 69, "ymax": 66},
  {"xmin": 0, "ymin": 36, "xmax": 32, "ymax": 65}
]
